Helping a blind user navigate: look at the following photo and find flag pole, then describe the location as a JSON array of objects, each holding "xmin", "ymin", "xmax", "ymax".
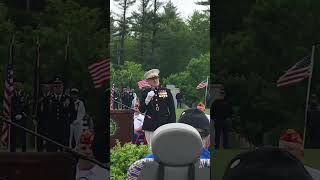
[
  {"xmin": 33, "ymin": 36, "xmax": 40, "ymax": 151},
  {"xmin": 303, "ymin": 44, "xmax": 317, "ymax": 147},
  {"xmin": 7, "ymin": 35, "xmax": 15, "ymax": 151},
  {"xmin": 204, "ymin": 76, "xmax": 209, "ymax": 107}
]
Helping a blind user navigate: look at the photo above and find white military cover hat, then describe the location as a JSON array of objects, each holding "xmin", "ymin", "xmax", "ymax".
[
  {"xmin": 70, "ymin": 88, "xmax": 79, "ymax": 93},
  {"xmin": 144, "ymin": 69, "xmax": 160, "ymax": 80}
]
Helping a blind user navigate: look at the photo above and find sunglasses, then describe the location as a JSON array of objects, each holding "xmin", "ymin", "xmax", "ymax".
[{"xmin": 147, "ymin": 76, "xmax": 159, "ymax": 80}]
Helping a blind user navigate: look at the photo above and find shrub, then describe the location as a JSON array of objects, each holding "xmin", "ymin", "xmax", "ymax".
[{"xmin": 110, "ymin": 141, "xmax": 150, "ymax": 180}]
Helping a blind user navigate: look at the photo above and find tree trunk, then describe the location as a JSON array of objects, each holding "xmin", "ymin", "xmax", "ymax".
[
  {"xmin": 119, "ymin": 0, "xmax": 127, "ymax": 65},
  {"xmin": 150, "ymin": 0, "xmax": 157, "ymax": 63}
]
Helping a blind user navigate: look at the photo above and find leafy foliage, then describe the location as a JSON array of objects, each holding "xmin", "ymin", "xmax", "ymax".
[
  {"xmin": 164, "ymin": 53, "xmax": 210, "ymax": 106},
  {"xmin": 213, "ymin": 0, "xmax": 320, "ymax": 145},
  {"xmin": 110, "ymin": 141, "xmax": 150, "ymax": 180},
  {"xmin": 0, "ymin": 0, "xmax": 107, "ymax": 120}
]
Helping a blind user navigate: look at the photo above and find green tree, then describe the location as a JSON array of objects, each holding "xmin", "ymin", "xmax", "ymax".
[
  {"xmin": 113, "ymin": 0, "xmax": 136, "ymax": 65},
  {"xmin": 111, "ymin": 61, "xmax": 145, "ymax": 89},
  {"xmin": 164, "ymin": 53, "xmax": 210, "ymax": 106}
]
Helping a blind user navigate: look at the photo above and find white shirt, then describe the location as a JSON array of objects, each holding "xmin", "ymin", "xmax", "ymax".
[
  {"xmin": 74, "ymin": 99, "xmax": 86, "ymax": 124},
  {"xmin": 76, "ymin": 164, "xmax": 109, "ymax": 180},
  {"xmin": 205, "ymin": 114, "xmax": 210, "ymax": 122},
  {"xmin": 305, "ymin": 166, "xmax": 320, "ymax": 180},
  {"xmin": 134, "ymin": 114, "xmax": 145, "ymax": 131}
]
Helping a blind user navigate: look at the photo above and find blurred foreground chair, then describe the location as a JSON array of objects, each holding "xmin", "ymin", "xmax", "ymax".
[{"xmin": 127, "ymin": 123, "xmax": 210, "ymax": 180}]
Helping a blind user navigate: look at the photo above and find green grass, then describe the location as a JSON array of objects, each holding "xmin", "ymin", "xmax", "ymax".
[
  {"xmin": 211, "ymin": 149, "xmax": 320, "ymax": 180},
  {"xmin": 176, "ymin": 108, "xmax": 210, "ymax": 120}
]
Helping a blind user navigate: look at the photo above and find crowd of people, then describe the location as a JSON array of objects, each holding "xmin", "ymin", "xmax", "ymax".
[
  {"xmin": 8, "ymin": 76, "xmax": 93, "ymax": 152},
  {"xmin": 112, "ymin": 87, "xmax": 137, "ymax": 110},
  {"xmin": 122, "ymin": 68, "xmax": 320, "ymax": 180},
  {"xmin": 2, "ymin": 75, "xmax": 109, "ymax": 180}
]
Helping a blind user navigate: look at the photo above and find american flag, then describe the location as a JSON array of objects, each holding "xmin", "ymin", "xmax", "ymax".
[
  {"xmin": 277, "ymin": 55, "xmax": 311, "ymax": 87},
  {"xmin": 196, "ymin": 79, "xmax": 208, "ymax": 90},
  {"xmin": 88, "ymin": 58, "xmax": 110, "ymax": 88},
  {"xmin": 137, "ymin": 80, "xmax": 150, "ymax": 89},
  {"xmin": 1, "ymin": 46, "xmax": 14, "ymax": 145},
  {"xmin": 110, "ymin": 83, "xmax": 115, "ymax": 110}
]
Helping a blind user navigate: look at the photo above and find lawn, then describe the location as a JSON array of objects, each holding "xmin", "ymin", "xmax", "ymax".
[{"xmin": 212, "ymin": 149, "xmax": 320, "ymax": 180}]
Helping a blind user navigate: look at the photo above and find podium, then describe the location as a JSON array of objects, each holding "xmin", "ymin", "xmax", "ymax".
[
  {"xmin": 110, "ymin": 110, "xmax": 134, "ymax": 147},
  {"xmin": 0, "ymin": 152, "xmax": 74, "ymax": 180}
]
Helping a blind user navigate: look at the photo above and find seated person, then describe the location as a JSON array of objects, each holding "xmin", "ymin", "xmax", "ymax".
[
  {"xmin": 133, "ymin": 102, "xmax": 147, "ymax": 145},
  {"xmin": 76, "ymin": 130, "xmax": 109, "ymax": 180},
  {"xmin": 126, "ymin": 109, "xmax": 211, "ymax": 180},
  {"xmin": 223, "ymin": 147, "xmax": 313, "ymax": 180},
  {"xmin": 197, "ymin": 102, "xmax": 210, "ymax": 122},
  {"xmin": 279, "ymin": 129, "xmax": 320, "ymax": 180}
]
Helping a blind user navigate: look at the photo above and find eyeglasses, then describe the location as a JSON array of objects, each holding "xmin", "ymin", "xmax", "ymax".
[{"xmin": 147, "ymin": 76, "xmax": 159, "ymax": 81}]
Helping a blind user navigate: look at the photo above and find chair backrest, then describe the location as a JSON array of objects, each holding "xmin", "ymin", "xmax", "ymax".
[{"xmin": 136, "ymin": 123, "xmax": 210, "ymax": 180}]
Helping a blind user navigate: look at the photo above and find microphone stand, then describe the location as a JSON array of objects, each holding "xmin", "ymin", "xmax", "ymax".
[{"xmin": 0, "ymin": 116, "xmax": 108, "ymax": 170}]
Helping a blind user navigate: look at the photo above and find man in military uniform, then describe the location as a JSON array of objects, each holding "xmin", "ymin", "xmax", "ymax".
[
  {"xmin": 10, "ymin": 80, "xmax": 30, "ymax": 152},
  {"xmin": 139, "ymin": 69, "xmax": 176, "ymax": 148},
  {"xmin": 46, "ymin": 76, "xmax": 73, "ymax": 152},
  {"xmin": 36, "ymin": 82, "xmax": 52, "ymax": 151}
]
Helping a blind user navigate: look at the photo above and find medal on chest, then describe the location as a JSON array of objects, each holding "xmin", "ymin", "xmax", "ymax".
[
  {"xmin": 156, "ymin": 104, "xmax": 160, "ymax": 111},
  {"xmin": 158, "ymin": 90, "xmax": 168, "ymax": 98}
]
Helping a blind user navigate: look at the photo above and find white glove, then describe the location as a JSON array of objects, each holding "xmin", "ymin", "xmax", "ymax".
[
  {"xmin": 145, "ymin": 91, "xmax": 155, "ymax": 105},
  {"xmin": 15, "ymin": 114, "xmax": 22, "ymax": 120}
]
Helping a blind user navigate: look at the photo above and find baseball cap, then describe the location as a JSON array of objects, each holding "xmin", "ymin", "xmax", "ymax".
[
  {"xmin": 223, "ymin": 147, "xmax": 313, "ymax": 180},
  {"xmin": 178, "ymin": 108, "xmax": 210, "ymax": 138}
]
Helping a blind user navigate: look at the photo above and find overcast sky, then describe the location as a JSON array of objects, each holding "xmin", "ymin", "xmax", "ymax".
[{"xmin": 110, "ymin": 0, "xmax": 209, "ymax": 20}]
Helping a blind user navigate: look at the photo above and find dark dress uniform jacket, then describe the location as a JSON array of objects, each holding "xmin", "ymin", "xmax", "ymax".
[
  {"xmin": 47, "ymin": 94, "xmax": 73, "ymax": 145},
  {"xmin": 140, "ymin": 87, "xmax": 176, "ymax": 131},
  {"xmin": 11, "ymin": 91, "xmax": 29, "ymax": 123}
]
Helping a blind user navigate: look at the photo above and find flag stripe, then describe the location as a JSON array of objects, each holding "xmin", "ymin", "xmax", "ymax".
[
  {"xmin": 88, "ymin": 58, "xmax": 110, "ymax": 88},
  {"xmin": 137, "ymin": 80, "xmax": 150, "ymax": 89},
  {"xmin": 89, "ymin": 62, "xmax": 109, "ymax": 74},
  {"xmin": 277, "ymin": 71, "xmax": 309, "ymax": 84},
  {"xmin": 196, "ymin": 79, "xmax": 208, "ymax": 89},
  {"xmin": 277, "ymin": 55, "xmax": 311, "ymax": 87},
  {"xmin": 88, "ymin": 59, "xmax": 108, "ymax": 70},
  {"xmin": 92, "ymin": 71, "xmax": 109, "ymax": 81},
  {"xmin": 93, "ymin": 72, "xmax": 110, "ymax": 83},
  {"xmin": 277, "ymin": 77, "xmax": 307, "ymax": 87},
  {"xmin": 1, "ymin": 55, "xmax": 14, "ymax": 145},
  {"xmin": 90, "ymin": 65, "xmax": 109, "ymax": 78},
  {"xmin": 110, "ymin": 84, "xmax": 115, "ymax": 110}
]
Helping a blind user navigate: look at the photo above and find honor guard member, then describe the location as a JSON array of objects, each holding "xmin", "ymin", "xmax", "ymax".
[
  {"xmin": 10, "ymin": 80, "xmax": 30, "ymax": 152},
  {"xmin": 69, "ymin": 88, "xmax": 86, "ymax": 149},
  {"xmin": 139, "ymin": 69, "xmax": 176, "ymax": 148},
  {"xmin": 47, "ymin": 76, "xmax": 73, "ymax": 152},
  {"xmin": 36, "ymin": 82, "xmax": 52, "ymax": 151}
]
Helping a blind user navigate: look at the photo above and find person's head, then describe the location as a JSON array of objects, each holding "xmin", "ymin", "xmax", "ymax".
[
  {"xmin": 223, "ymin": 147, "xmax": 313, "ymax": 180},
  {"xmin": 144, "ymin": 69, "xmax": 160, "ymax": 88},
  {"xmin": 178, "ymin": 108, "xmax": 210, "ymax": 146},
  {"xmin": 279, "ymin": 129, "xmax": 304, "ymax": 161},
  {"xmin": 134, "ymin": 101, "xmax": 140, "ymax": 115},
  {"xmin": 70, "ymin": 88, "xmax": 79, "ymax": 101},
  {"xmin": 13, "ymin": 80, "xmax": 23, "ymax": 91},
  {"xmin": 78, "ymin": 130, "xmax": 95, "ymax": 160},
  {"xmin": 197, "ymin": 102, "xmax": 205, "ymax": 112},
  {"xmin": 52, "ymin": 76, "xmax": 63, "ymax": 94}
]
